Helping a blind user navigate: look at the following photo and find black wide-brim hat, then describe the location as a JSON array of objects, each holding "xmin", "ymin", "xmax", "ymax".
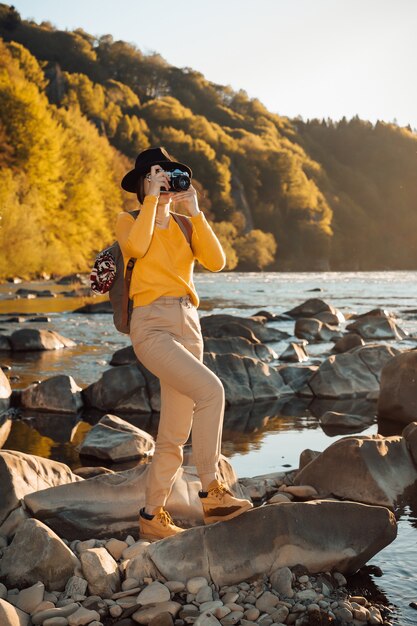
[{"xmin": 121, "ymin": 146, "xmax": 192, "ymax": 193}]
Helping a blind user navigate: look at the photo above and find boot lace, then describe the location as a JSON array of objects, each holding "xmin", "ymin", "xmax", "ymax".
[
  {"xmin": 210, "ymin": 482, "xmax": 229, "ymax": 500},
  {"xmin": 156, "ymin": 508, "xmax": 175, "ymax": 527}
]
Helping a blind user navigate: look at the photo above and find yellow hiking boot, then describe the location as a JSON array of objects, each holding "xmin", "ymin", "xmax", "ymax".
[
  {"xmin": 199, "ymin": 479, "xmax": 253, "ymax": 524},
  {"xmin": 139, "ymin": 506, "xmax": 185, "ymax": 541}
]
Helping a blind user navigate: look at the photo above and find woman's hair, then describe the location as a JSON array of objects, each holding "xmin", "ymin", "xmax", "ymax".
[{"xmin": 136, "ymin": 174, "xmax": 146, "ymax": 204}]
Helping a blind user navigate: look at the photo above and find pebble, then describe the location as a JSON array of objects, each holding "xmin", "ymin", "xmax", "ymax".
[
  {"xmin": 200, "ymin": 601, "xmax": 224, "ymax": 613},
  {"xmin": 243, "ymin": 607, "xmax": 259, "ymax": 621},
  {"xmin": 31, "ymin": 603, "xmax": 80, "ymax": 625},
  {"xmin": 165, "ymin": 581, "xmax": 186, "ymax": 593},
  {"xmin": 43, "ymin": 618, "xmax": 69, "ymax": 626},
  {"xmin": 333, "ymin": 572, "xmax": 347, "ymax": 587},
  {"xmin": 255, "ymin": 591, "xmax": 279, "ymax": 612},
  {"xmin": 122, "ymin": 577, "xmax": 141, "ymax": 591},
  {"xmin": 133, "ymin": 601, "xmax": 182, "ymax": 624},
  {"xmin": 196, "ymin": 585, "xmax": 213, "ymax": 604},
  {"xmin": 105, "ymin": 538, "xmax": 128, "ymax": 560},
  {"xmin": 33, "ymin": 601, "xmax": 56, "ymax": 613},
  {"xmin": 187, "ymin": 578, "xmax": 209, "ymax": 595},
  {"xmin": 269, "ymin": 606, "xmax": 289, "ymax": 622},
  {"xmin": 221, "ymin": 592, "xmax": 239, "ymax": 604},
  {"xmin": 192, "ymin": 611, "xmax": 221, "ymax": 626},
  {"xmin": 67, "ymin": 607, "xmax": 101, "ymax": 626},
  {"xmin": 270, "ymin": 567, "xmax": 294, "ymax": 599},
  {"xmin": 110, "ymin": 604, "xmax": 123, "ymax": 617},
  {"xmin": 298, "ymin": 575, "xmax": 309, "ymax": 584},
  {"xmin": 125, "ymin": 534, "xmax": 136, "ymax": 546},
  {"xmin": 16, "ymin": 581, "xmax": 45, "ymax": 613},
  {"xmin": 137, "ymin": 581, "xmax": 171, "ymax": 605}
]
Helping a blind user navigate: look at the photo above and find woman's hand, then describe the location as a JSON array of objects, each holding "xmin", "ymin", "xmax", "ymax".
[
  {"xmin": 146, "ymin": 165, "xmax": 171, "ymax": 197},
  {"xmin": 171, "ymin": 184, "xmax": 200, "ymax": 216}
]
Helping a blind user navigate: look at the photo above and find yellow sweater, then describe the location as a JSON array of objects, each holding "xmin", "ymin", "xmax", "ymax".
[{"xmin": 115, "ymin": 194, "xmax": 226, "ymax": 308}]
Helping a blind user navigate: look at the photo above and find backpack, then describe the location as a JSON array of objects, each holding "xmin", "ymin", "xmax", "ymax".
[{"xmin": 90, "ymin": 209, "xmax": 193, "ymax": 334}]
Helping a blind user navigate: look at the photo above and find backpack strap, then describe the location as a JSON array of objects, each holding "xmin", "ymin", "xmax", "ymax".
[{"xmin": 172, "ymin": 213, "xmax": 193, "ymax": 246}]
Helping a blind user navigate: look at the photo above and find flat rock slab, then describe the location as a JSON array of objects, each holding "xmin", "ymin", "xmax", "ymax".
[
  {"xmin": 130, "ymin": 501, "xmax": 396, "ymax": 586},
  {"xmin": 0, "ymin": 450, "xmax": 82, "ymax": 527},
  {"xmin": 23, "ymin": 456, "xmax": 247, "ymax": 540}
]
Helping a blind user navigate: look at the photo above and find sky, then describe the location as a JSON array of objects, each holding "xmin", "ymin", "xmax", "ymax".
[{"xmin": 9, "ymin": 0, "xmax": 417, "ymax": 129}]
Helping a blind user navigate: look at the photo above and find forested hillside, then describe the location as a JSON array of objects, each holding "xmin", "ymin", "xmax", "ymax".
[{"xmin": 1, "ymin": 3, "xmax": 416, "ymax": 278}]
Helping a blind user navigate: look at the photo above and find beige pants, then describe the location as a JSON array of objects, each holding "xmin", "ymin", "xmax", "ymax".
[{"xmin": 129, "ymin": 295, "xmax": 225, "ymax": 510}]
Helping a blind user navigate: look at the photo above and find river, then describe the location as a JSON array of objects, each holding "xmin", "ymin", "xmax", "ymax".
[{"xmin": 1, "ymin": 270, "xmax": 417, "ymax": 624}]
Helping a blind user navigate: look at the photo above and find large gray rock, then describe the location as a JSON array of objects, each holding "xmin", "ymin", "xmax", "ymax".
[
  {"xmin": 346, "ymin": 316, "xmax": 407, "ymax": 340},
  {"xmin": 278, "ymin": 342, "xmax": 309, "ymax": 363},
  {"xmin": 9, "ymin": 329, "xmax": 76, "ymax": 351},
  {"xmin": 0, "ymin": 369, "xmax": 12, "ymax": 414},
  {"xmin": 24, "ymin": 455, "xmax": 247, "ymax": 540},
  {"xmin": 127, "ymin": 501, "xmax": 396, "ymax": 585},
  {"xmin": 20, "ymin": 375, "xmax": 83, "ymax": 413},
  {"xmin": 377, "ymin": 349, "xmax": 417, "ymax": 424},
  {"xmin": 0, "ymin": 450, "xmax": 82, "ymax": 527},
  {"xmin": 82, "ymin": 364, "xmax": 151, "ymax": 413},
  {"xmin": 284, "ymin": 299, "xmax": 344, "ymax": 322},
  {"xmin": 203, "ymin": 353, "xmax": 293, "ymax": 406},
  {"xmin": 203, "ymin": 337, "xmax": 277, "ymax": 362},
  {"xmin": 320, "ymin": 411, "xmax": 375, "ymax": 429},
  {"xmin": 200, "ymin": 314, "xmax": 289, "ymax": 343},
  {"xmin": 0, "ymin": 518, "xmax": 79, "ymax": 590},
  {"xmin": 294, "ymin": 433, "xmax": 417, "ymax": 508},
  {"xmin": 294, "ymin": 318, "xmax": 342, "ymax": 342},
  {"xmin": 332, "ymin": 333, "xmax": 365, "ymax": 354},
  {"xmin": 77, "ymin": 414, "xmax": 155, "ymax": 462},
  {"xmin": 403, "ymin": 422, "xmax": 417, "ymax": 467},
  {"xmin": 305, "ymin": 344, "xmax": 400, "ymax": 398},
  {"xmin": 112, "ymin": 340, "xmax": 277, "ymax": 365},
  {"xmin": 276, "ymin": 364, "xmax": 318, "ymax": 394}
]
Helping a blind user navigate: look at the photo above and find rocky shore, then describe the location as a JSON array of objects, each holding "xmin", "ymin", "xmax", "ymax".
[{"xmin": 1, "ymin": 286, "xmax": 417, "ymax": 625}]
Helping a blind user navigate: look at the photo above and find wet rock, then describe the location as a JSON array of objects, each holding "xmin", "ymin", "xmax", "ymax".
[
  {"xmin": 9, "ymin": 329, "xmax": 76, "ymax": 351},
  {"xmin": 200, "ymin": 314, "xmax": 289, "ymax": 343},
  {"xmin": 284, "ymin": 299, "xmax": 344, "ymax": 322},
  {"xmin": 82, "ymin": 364, "xmax": 151, "ymax": 414},
  {"xmin": 21, "ymin": 375, "xmax": 83, "ymax": 414},
  {"xmin": 203, "ymin": 353, "xmax": 293, "ymax": 406},
  {"xmin": 332, "ymin": 333, "xmax": 365, "ymax": 353},
  {"xmin": 57, "ymin": 273, "xmax": 88, "ymax": 285},
  {"xmin": 203, "ymin": 337, "xmax": 277, "ymax": 362},
  {"xmin": 276, "ymin": 364, "xmax": 318, "ymax": 394},
  {"xmin": 294, "ymin": 318, "xmax": 342, "ymax": 342},
  {"xmin": 0, "ymin": 369, "xmax": 12, "ymax": 415},
  {"xmin": 403, "ymin": 422, "xmax": 417, "ymax": 467},
  {"xmin": 24, "ymin": 455, "xmax": 244, "ymax": 540},
  {"xmin": 294, "ymin": 433, "xmax": 417, "ymax": 507},
  {"xmin": 306, "ymin": 344, "xmax": 400, "ymax": 398},
  {"xmin": 73, "ymin": 300, "xmax": 112, "ymax": 313},
  {"xmin": 320, "ymin": 411, "xmax": 375, "ymax": 429},
  {"xmin": 136, "ymin": 501, "xmax": 396, "ymax": 585},
  {"xmin": 239, "ymin": 472, "xmax": 286, "ymax": 501},
  {"xmin": 77, "ymin": 414, "xmax": 155, "ymax": 462},
  {"xmin": 0, "ymin": 335, "xmax": 12, "ymax": 351},
  {"xmin": 377, "ymin": 349, "xmax": 417, "ymax": 424},
  {"xmin": 346, "ymin": 316, "xmax": 407, "ymax": 340},
  {"xmin": 0, "ymin": 518, "xmax": 79, "ymax": 590},
  {"xmin": 279, "ymin": 342, "xmax": 309, "ymax": 363},
  {"xmin": 110, "ymin": 346, "xmax": 139, "ymax": 366},
  {"xmin": 0, "ymin": 450, "xmax": 82, "ymax": 527},
  {"xmin": 80, "ymin": 547, "xmax": 120, "ymax": 598}
]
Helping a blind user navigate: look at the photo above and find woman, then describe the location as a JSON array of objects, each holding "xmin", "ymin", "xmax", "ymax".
[{"xmin": 116, "ymin": 147, "xmax": 252, "ymax": 541}]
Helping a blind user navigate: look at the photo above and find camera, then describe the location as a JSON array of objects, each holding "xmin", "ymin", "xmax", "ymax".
[{"xmin": 162, "ymin": 168, "xmax": 191, "ymax": 192}]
